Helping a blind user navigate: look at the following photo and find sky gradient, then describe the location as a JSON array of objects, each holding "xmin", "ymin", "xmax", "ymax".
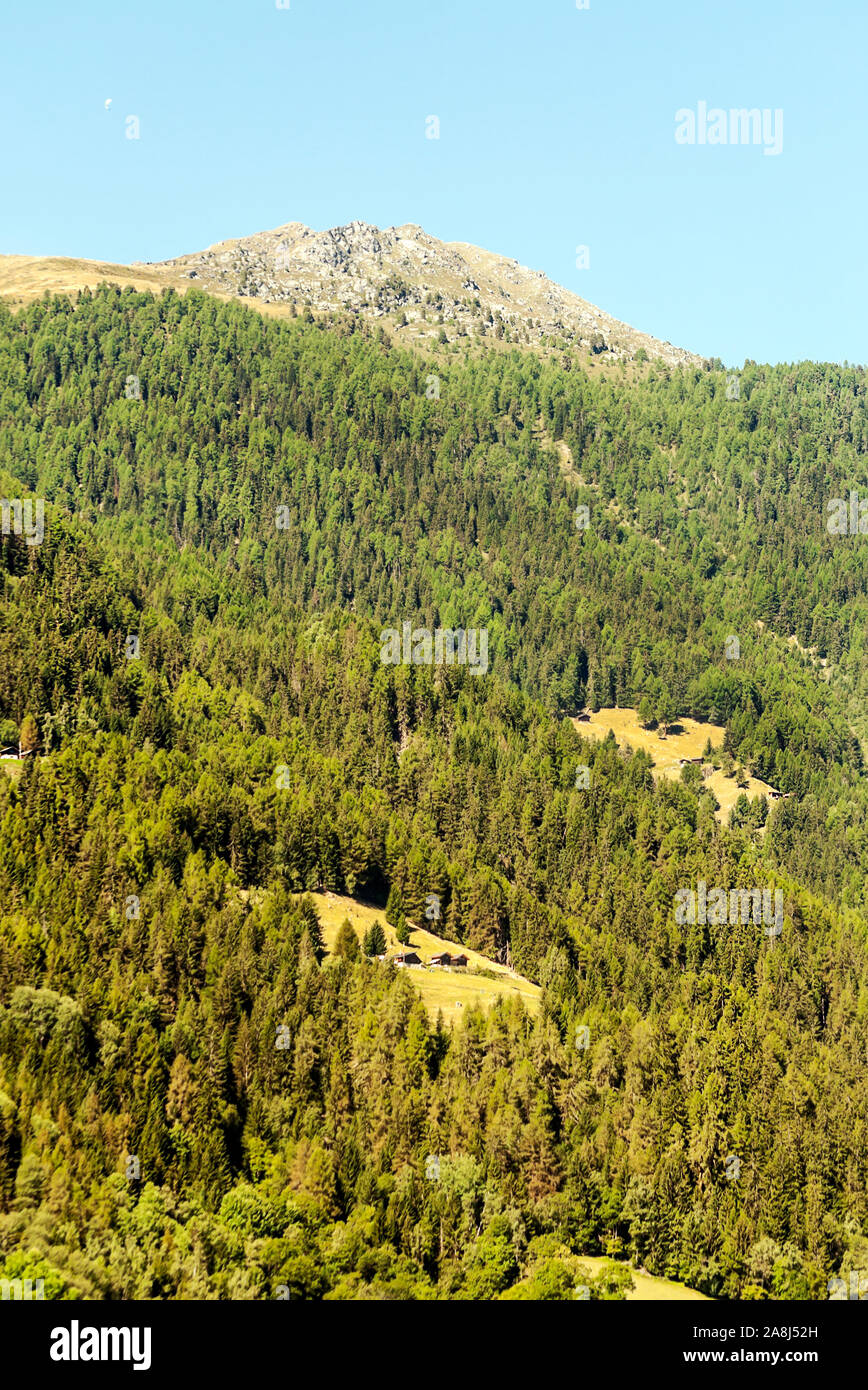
[{"xmin": 2, "ymin": 0, "xmax": 865, "ymax": 366}]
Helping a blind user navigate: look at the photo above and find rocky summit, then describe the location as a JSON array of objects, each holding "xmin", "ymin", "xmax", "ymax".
[{"xmin": 142, "ymin": 219, "xmax": 702, "ymax": 367}]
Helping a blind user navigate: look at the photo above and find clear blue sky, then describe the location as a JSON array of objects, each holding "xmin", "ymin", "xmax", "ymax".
[{"xmin": 2, "ymin": 0, "xmax": 865, "ymax": 365}]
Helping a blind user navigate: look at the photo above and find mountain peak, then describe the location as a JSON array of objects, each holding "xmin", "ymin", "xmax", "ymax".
[{"xmin": 149, "ymin": 219, "xmax": 701, "ymax": 366}]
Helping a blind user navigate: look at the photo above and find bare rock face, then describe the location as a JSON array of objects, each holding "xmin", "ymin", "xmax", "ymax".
[{"xmin": 145, "ymin": 220, "xmax": 701, "ymax": 366}]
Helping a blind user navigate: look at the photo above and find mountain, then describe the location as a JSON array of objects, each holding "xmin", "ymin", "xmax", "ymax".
[
  {"xmin": 145, "ymin": 219, "xmax": 702, "ymax": 367},
  {"xmin": 0, "ymin": 220, "xmax": 702, "ymax": 367}
]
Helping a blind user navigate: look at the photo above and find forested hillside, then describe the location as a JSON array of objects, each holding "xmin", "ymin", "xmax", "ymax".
[
  {"xmin": 1, "ymin": 286, "xmax": 867, "ymax": 1300},
  {"xmin": 3, "ymin": 286, "xmax": 867, "ymax": 901}
]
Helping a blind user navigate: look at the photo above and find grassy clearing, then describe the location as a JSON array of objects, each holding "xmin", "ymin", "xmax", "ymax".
[
  {"xmin": 573, "ymin": 707, "xmax": 779, "ymax": 823},
  {"xmin": 576, "ymin": 1255, "xmax": 710, "ymax": 1301},
  {"xmin": 574, "ymin": 706, "xmax": 723, "ymax": 773},
  {"xmin": 310, "ymin": 892, "xmax": 540, "ymax": 1027},
  {"xmin": 703, "ymin": 768, "xmax": 776, "ymax": 820}
]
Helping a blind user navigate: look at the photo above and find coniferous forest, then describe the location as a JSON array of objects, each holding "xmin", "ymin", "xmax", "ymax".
[{"xmin": 1, "ymin": 285, "xmax": 868, "ymax": 1300}]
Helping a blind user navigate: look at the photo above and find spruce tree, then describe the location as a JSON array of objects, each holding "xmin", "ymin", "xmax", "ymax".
[
  {"xmin": 335, "ymin": 919, "xmax": 361, "ymax": 963},
  {"xmin": 385, "ymin": 884, "xmax": 403, "ymax": 928},
  {"xmin": 363, "ymin": 921, "xmax": 387, "ymax": 957}
]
